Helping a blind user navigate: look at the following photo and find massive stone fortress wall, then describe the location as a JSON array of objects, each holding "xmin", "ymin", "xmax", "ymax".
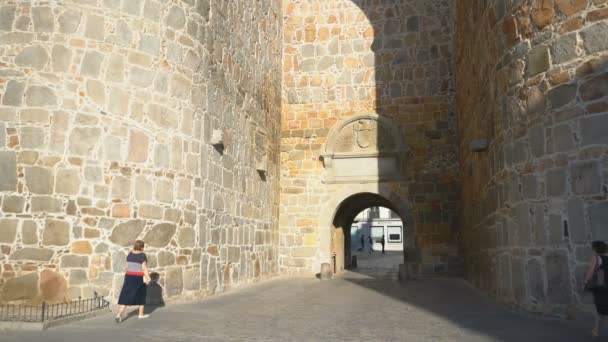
[
  {"xmin": 280, "ymin": 0, "xmax": 461, "ymax": 275},
  {"xmin": 0, "ymin": 0, "xmax": 282, "ymax": 304},
  {"xmin": 456, "ymin": 0, "xmax": 608, "ymax": 315}
]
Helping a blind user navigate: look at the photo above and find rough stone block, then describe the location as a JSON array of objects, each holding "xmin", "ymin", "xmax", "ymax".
[
  {"xmin": 69, "ymin": 269, "xmax": 88, "ymax": 285},
  {"xmin": 40, "ymin": 269, "xmax": 68, "ymax": 303},
  {"xmin": 567, "ymin": 198, "xmax": 587, "ymax": 243},
  {"xmin": 109, "ymin": 219, "xmax": 145, "ymax": 246},
  {"xmin": 61, "ymin": 254, "xmax": 89, "ymax": 268},
  {"xmin": 552, "ymin": 124, "xmax": 574, "ymax": 152},
  {"xmin": 581, "ymin": 22, "xmax": 608, "ymax": 54},
  {"xmin": 80, "ymin": 51, "xmax": 104, "ymax": 78},
  {"xmin": 112, "ymin": 250, "xmax": 126, "ymax": 273},
  {"xmin": 0, "ymin": 6, "xmax": 16, "ymax": 31},
  {"xmin": 1, "ymin": 272, "xmax": 39, "ymax": 301},
  {"xmin": 2, "ymin": 195, "xmax": 25, "ymax": 213},
  {"xmin": 545, "ymin": 250, "xmax": 572, "ymax": 304},
  {"xmin": 579, "ymin": 72, "xmax": 608, "ymax": 102},
  {"xmin": 128, "ymin": 130, "xmax": 149, "ymax": 162},
  {"xmin": 165, "ymin": 267, "xmax": 183, "ymax": 297},
  {"xmin": 0, "ymin": 218, "xmax": 18, "ymax": 243},
  {"xmin": 548, "ymin": 84, "xmax": 576, "ymax": 109},
  {"xmin": 10, "ymin": 247, "xmax": 54, "ymax": 261},
  {"xmin": 157, "ymin": 250, "xmax": 175, "ymax": 267},
  {"xmin": 570, "ymin": 162, "xmax": 600, "ymax": 195},
  {"xmin": 32, "ymin": 7, "xmax": 54, "ymax": 32},
  {"xmin": 548, "ymin": 214, "xmax": 563, "ymax": 244},
  {"xmin": 527, "ymin": 45, "xmax": 550, "ymax": 76},
  {"xmin": 143, "ymin": 223, "xmax": 176, "ymax": 248},
  {"xmin": 166, "ymin": 6, "xmax": 186, "ymax": 29},
  {"xmin": 21, "ymin": 220, "xmax": 38, "ymax": 245},
  {"xmin": 589, "ymin": 202, "xmax": 608, "ymax": 241},
  {"xmin": 58, "ymin": 9, "xmax": 81, "ymax": 34},
  {"xmin": 580, "ymin": 114, "xmax": 608, "ymax": 146},
  {"xmin": 0, "ymin": 150, "xmax": 17, "ymax": 191},
  {"xmin": 550, "ymin": 33, "xmax": 577, "ymax": 64},
  {"xmin": 43, "ymin": 219, "xmax": 70, "ymax": 246},
  {"xmin": 31, "ymin": 195, "xmax": 63, "ymax": 213},
  {"xmin": 134, "ymin": 176, "xmax": 153, "ymax": 201},
  {"xmin": 545, "ymin": 168, "xmax": 566, "ymax": 197},
  {"xmin": 527, "ymin": 259, "xmax": 545, "ymax": 302},
  {"xmin": 85, "ymin": 15, "xmax": 105, "ymax": 40},
  {"xmin": 522, "ymin": 175, "xmax": 538, "ymax": 199},
  {"xmin": 155, "ymin": 179, "xmax": 173, "ymax": 203},
  {"xmin": 25, "ymin": 166, "xmax": 54, "ymax": 194},
  {"xmin": 2, "ymin": 80, "xmax": 25, "ymax": 106},
  {"xmin": 15, "ymin": 45, "xmax": 49, "ymax": 70},
  {"xmin": 183, "ymin": 268, "xmax": 201, "ymax": 291},
  {"xmin": 25, "ymin": 85, "xmax": 57, "ymax": 107},
  {"xmin": 178, "ymin": 227, "xmax": 196, "ymax": 247},
  {"xmin": 71, "ymin": 241, "xmax": 92, "ymax": 254},
  {"xmin": 69, "ymin": 127, "xmax": 101, "ymax": 156}
]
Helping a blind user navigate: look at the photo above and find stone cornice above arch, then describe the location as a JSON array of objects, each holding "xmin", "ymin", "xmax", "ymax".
[{"xmin": 321, "ymin": 114, "xmax": 406, "ymax": 184}]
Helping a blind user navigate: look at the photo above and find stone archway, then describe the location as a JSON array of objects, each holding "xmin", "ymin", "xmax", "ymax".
[
  {"xmin": 315, "ymin": 184, "xmax": 419, "ymax": 275},
  {"xmin": 331, "ymin": 192, "xmax": 416, "ymax": 273}
]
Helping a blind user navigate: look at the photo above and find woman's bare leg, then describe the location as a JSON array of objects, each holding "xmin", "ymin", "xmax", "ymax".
[
  {"xmin": 592, "ymin": 314, "xmax": 601, "ymax": 336},
  {"xmin": 138, "ymin": 305, "xmax": 144, "ymax": 316}
]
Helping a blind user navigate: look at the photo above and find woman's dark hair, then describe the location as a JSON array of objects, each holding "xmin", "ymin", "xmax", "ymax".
[
  {"xmin": 133, "ymin": 240, "xmax": 145, "ymax": 251},
  {"xmin": 592, "ymin": 240, "xmax": 607, "ymax": 254}
]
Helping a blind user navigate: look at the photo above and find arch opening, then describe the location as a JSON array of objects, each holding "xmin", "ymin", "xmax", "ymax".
[{"xmin": 330, "ymin": 192, "xmax": 416, "ymax": 274}]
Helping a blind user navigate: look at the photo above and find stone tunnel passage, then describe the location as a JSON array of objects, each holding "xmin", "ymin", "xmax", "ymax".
[{"xmin": 331, "ymin": 193, "xmax": 410, "ymax": 274}]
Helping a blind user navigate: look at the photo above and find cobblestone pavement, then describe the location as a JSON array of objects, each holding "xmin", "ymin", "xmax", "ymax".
[{"xmin": 0, "ymin": 264, "xmax": 602, "ymax": 342}]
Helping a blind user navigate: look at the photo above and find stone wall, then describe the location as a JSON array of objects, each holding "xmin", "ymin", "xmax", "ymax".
[
  {"xmin": 0, "ymin": 0, "xmax": 282, "ymax": 304},
  {"xmin": 280, "ymin": 0, "xmax": 462, "ymax": 275},
  {"xmin": 456, "ymin": 0, "xmax": 608, "ymax": 316}
]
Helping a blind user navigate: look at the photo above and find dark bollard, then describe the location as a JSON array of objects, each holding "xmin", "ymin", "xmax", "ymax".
[
  {"xmin": 320, "ymin": 263, "xmax": 332, "ymax": 280},
  {"xmin": 351, "ymin": 255, "xmax": 357, "ymax": 268}
]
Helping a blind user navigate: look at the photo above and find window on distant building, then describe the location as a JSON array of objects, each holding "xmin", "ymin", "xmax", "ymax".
[
  {"xmin": 371, "ymin": 226, "xmax": 383, "ymax": 242},
  {"xmin": 387, "ymin": 226, "xmax": 402, "ymax": 243}
]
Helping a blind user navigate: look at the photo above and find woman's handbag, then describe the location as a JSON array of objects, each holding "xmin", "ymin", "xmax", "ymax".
[{"xmin": 586, "ymin": 256, "xmax": 606, "ymax": 291}]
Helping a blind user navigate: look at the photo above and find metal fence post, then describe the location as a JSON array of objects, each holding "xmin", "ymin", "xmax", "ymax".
[{"xmin": 41, "ymin": 302, "xmax": 46, "ymax": 322}]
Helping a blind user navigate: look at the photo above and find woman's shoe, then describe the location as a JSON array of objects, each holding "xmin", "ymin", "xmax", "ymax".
[
  {"xmin": 591, "ymin": 328, "xmax": 599, "ymax": 338},
  {"xmin": 138, "ymin": 314, "xmax": 150, "ymax": 319},
  {"xmin": 115, "ymin": 314, "xmax": 123, "ymax": 323}
]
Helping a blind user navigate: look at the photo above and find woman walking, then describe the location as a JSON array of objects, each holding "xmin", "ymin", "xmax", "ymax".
[
  {"xmin": 584, "ymin": 240, "xmax": 608, "ymax": 337},
  {"xmin": 115, "ymin": 240, "xmax": 151, "ymax": 322}
]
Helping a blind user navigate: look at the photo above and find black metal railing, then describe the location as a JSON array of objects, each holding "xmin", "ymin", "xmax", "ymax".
[{"xmin": 0, "ymin": 292, "xmax": 110, "ymax": 323}]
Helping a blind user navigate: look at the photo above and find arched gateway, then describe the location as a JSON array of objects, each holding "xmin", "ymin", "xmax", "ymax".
[{"xmin": 279, "ymin": 113, "xmax": 461, "ymax": 277}]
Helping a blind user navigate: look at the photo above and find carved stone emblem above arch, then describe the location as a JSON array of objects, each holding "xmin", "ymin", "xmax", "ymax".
[{"xmin": 321, "ymin": 114, "xmax": 406, "ymax": 184}]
